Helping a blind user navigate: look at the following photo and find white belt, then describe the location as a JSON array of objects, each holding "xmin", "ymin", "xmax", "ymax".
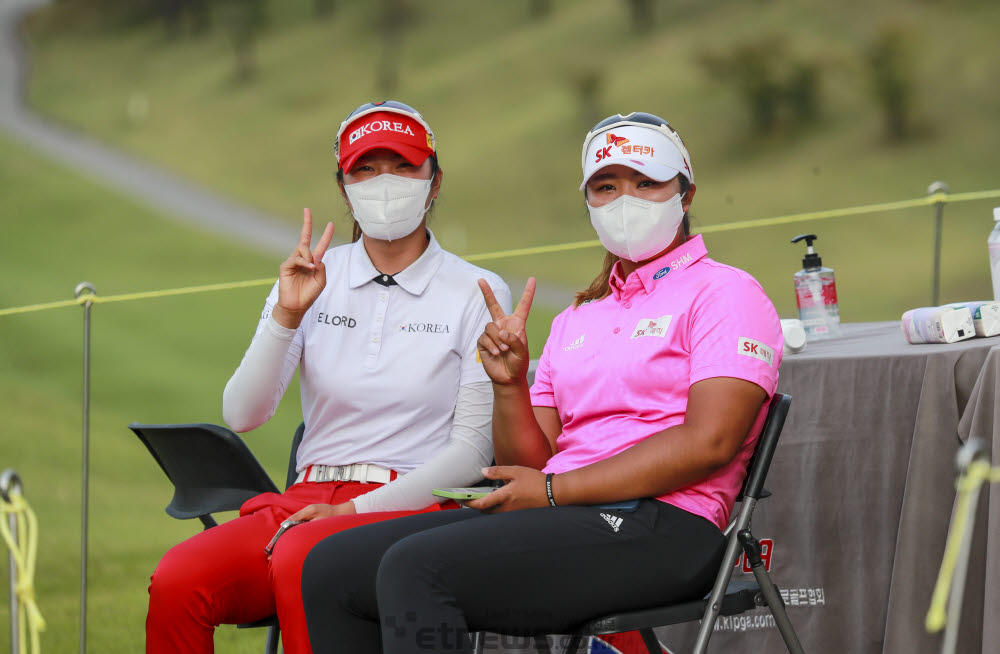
[{"xmin": 295, "ymin": 463, "xmax": 398, "ymax": 485}]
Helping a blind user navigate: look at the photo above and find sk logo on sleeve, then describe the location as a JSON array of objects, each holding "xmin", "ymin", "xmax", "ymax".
[
  {"xmin": 631, "ymin": 316, "xmax": 672, "ymax": 339},
  {"xmin": 738, "ymin": 337, "xmax": 775, "ymax": 367}
]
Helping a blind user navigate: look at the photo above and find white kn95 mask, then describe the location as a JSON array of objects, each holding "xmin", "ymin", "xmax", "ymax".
[
  {"xmin": 344, "ymin": 174, "xmax": 433, "ymax": 241},
  {"xmin": 587, "ymin": 191, "xmax": 685, "ymax": 263}
]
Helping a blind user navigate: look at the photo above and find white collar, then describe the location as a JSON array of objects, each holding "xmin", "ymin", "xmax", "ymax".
[{"xmin": 347, "ymin": 230, "xmax": 444, "ymax": 296}]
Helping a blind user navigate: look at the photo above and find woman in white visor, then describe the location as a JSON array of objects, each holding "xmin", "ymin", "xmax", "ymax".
[{"xmin": 145, "ymin": 101, "xmax": 512, "ymax": 654}]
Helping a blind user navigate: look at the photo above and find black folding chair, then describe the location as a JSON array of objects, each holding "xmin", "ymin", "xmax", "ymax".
[
  {"xmin": 129, "ymin": 421, "xmax": 305, "ymax": 654},
  {"xmin": 473, "ymin": 393, "xmax": 804, "ymax": 654}
]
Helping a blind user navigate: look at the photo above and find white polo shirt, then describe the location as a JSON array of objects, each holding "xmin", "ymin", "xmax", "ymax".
[{"xmin": 253, "ymin": 231, "xmax": 511, "ymax": 473}]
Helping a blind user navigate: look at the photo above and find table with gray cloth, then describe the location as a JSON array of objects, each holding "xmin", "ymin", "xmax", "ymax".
[{"xmin": 650, "ymin": 321, "xmax": 1000, "ymax": 653}]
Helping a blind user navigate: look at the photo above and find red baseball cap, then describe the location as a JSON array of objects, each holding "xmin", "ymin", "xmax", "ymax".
[{"xmin": 335, "ymin": 101, "xmax": 436, "ymax": 172}]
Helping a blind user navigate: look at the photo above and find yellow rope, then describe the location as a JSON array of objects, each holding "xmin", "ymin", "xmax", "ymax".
[
  {"xmin": 2, "ymin": 189, "xmax": 1000, "ymax": 317},
  {"xmin": 83, "ymin": 277, "xmax": 275, "ymax": 305},
  {"xmin": 699, "ymin": 194, "xmax": 945, "ymax": 234},
  {"xmin": 0, "ymin": 298, "xmax": 83, "ymax": 317},
  {"xmin": 925, "ymin": 460, "xmax": 1000, "ymax": 633},
  {"xmin": 0, "ymin": 492, "xmax": 46, "ymax": 654},
  {"xmin": 467, "ymin": 189, "xmax": 1000, "ymax": 260},
  {"xmin": 463, "ymin": 239, "xmax": 602, "ymax": 262},
  {"xmin": 0, "ymin": 278, "xmax": 276, "ymax": 318}
]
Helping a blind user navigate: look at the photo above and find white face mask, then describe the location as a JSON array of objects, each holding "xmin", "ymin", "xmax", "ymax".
[
  {"xmin": 587, "ymin": 192, "xmax": 685, "ymax": 262},
  {"xmin": 344, "ymin": 174, "xmax": 434, "ymax": 242}
]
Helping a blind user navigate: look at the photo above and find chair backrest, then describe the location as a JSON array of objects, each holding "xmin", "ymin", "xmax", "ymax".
[
  {"xmin": 129, "ymin": 422, "xmax": 280, "ymax": 520},
  {"xmin": 285, "ymin": 422, "xmax": 305, "ymax": 490},
  {"xmin": 736, "ymin": 393, "xmax": 791, "ymax": 504},
  {"xmin": 689, "ymin": 392, "xmax": 795, "ymax": 653}
]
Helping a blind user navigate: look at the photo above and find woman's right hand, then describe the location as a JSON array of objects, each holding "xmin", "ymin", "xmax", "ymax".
[
  {"xmin": 272, "ymin": 208, "xmax": 335, "ymax": 329},
  {"xmin": 477, "ymin": 278, "xmax": 536, "ymax": 385}
]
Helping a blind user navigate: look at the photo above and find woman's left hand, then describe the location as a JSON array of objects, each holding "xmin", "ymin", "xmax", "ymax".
[
  {"xmin": 464, "ymin": 465, "xmax": 548, "ymax": 513},
  {"xmin": 287, "ymin": 501, "xmax": 357, "ymax": 522}
]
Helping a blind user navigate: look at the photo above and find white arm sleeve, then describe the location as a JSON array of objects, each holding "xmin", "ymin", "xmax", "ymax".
[
  {"xmin": 222, "ymin": 314, "xmax": 303, "ymax": 433},
  {"xmin": 352, "ymin": 381, "xmax": 494, "ymax": 513}
]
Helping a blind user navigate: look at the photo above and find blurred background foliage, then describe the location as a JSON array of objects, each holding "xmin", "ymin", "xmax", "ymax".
[
  {"xmin": 2, "ymin": 0, "xmax": 999, "ymax": 651},
  {"xmin": 20, "ymin": 0, "xmax": 1000, "ymax": 318}
]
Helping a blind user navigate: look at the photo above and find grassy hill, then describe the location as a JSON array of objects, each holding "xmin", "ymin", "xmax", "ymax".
[
  {"xmin": 2, "ymin": 1, "xmax": 999, "ymax": 650},
  {"xmin": 22, "ymin": 0, "xmax": 1000, "ymax": 318},
  {"xmin": 0, "ymin": 130, "xmax": 311, "ymax": 651}
]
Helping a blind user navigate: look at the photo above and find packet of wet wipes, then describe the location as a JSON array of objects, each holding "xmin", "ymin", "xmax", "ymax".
[
  {"xmin": 901, "ymin": 306, "xmax": 975, "ymax": 344},
  {"xmin": 945, "ymin": 301, "xmax": 1000, "ymax": 337}
]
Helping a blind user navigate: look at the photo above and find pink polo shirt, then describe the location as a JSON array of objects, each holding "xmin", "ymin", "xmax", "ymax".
[{"xmin": 531, "ymin": 235, "xmax": 783, "ymax": 529}]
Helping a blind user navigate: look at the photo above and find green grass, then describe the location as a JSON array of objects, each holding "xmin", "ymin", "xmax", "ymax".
[
  {"xmin": 21, "ymin": 0, "xmax": 1000, "ymax": 315},
  {"xmin": 0, "ymin": 132, "xmax": 306, "ymax": 653},
  {"xmin": 4, "ymin": 0, "xmax": 1000, "ymax": 650}
]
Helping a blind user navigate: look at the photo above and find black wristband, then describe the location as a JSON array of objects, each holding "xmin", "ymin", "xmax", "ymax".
[{"xmin": 545, "ymin": 472, "xmax": 557, "ymax": 507}]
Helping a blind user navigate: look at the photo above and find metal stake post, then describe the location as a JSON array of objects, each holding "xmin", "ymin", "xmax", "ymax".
[
  {"xmin": 2, "ymin": 469, "xmax": 24, "ymax": 654},
  {"xmin": 928, "ymin": 181, "xmax": 949, "ymax": 306},
  {"xmin": 74, "ymin": 282, "xmax": 96, "ymax": 654}
]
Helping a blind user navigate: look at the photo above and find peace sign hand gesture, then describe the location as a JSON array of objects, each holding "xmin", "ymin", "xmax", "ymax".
[
  {"xmin": 273, "ymin": 208, "xmax": 335, "ymax": 329},
  {"xmin": 477, "ymin": 278, "xmax": 536, "ymax": 385}
]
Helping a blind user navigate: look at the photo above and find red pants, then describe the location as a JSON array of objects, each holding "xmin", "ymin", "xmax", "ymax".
[{"xmin": 146, "ymin": 480, "xmax": 455, "ymax": 654}]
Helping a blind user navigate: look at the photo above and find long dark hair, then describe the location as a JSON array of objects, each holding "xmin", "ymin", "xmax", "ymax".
[
  {"xmin": 574, "ymin": 176, "xmax": 692, "ymax": 307},
  {"xmin": 337, "ymin": 154, "xmax": 441, "ymax": 243}
]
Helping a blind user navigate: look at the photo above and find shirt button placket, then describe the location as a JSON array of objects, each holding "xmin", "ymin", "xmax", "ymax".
[
  {"xmin": 368, "ymin": 290, "xmax": 389, "ymax": 363},
  {"xmin": 616, "ymin": 295, "xmax": 631, "ymax": 334}
]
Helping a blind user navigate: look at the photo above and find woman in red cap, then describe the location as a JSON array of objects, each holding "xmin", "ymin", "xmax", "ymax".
[{"xmin": 145, "ymin": 101, "xmax": 512, "ymax": 654}]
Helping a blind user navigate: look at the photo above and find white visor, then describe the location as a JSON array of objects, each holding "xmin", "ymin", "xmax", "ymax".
[{"xmin": 580, "ymin": 125, "xmax": 692, "ymax": 190}]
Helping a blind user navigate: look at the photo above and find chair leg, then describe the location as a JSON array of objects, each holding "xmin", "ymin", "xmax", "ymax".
[
  {"xmin": 738, "ymin": 529, "xmax": 805, "ymax": 654},
  {"xmin": 561, "ymin": 634, "xmax": 583, "ymax": 654},
  {"xmin": 264, "ymin": 623, "xmax": 280, "ymax": 654},
  {"xmin": 691, "ymin": 500, "xmax": 753, "ymax": 654},
  {"xmin": 198, "ymin": 514, "xmax": 219, "ymax": 530},
  {"xmin": 639, "ymin": 628, "xmax": 662, "ymax": 653}
]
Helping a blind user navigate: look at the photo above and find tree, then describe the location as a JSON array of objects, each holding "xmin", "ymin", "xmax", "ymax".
[
  {"xmin": 867, "ymin": 24, "xmax": 915, "ymax": 142},
  {"xmin": 624, "ymin": 0, "xmax": 653, "ymax": 34},
  {"xmin": 314, "ymin": 0, "xmax": 335, "ymax": 19},
  {"xmin": 159, "ymin": 0, "xmax": 210, "ymax": 37},
  {"xmin": 700, "ymin": 37, "xmax": 823, "ymax": 136},
  {"xmin": 220, "ymin": 0, "xmax": 268, "ymax": 83},
  {"xmin": 375, "ymin": 0, "xmax": 416, "ymax": 95},
  {"xmin": 701, "ymin": 41, "xmax": 783, "ymax": 134},
  {"xmin": 573, "ymin": 70, "xmax": 603, "ymax": 131},
  {"xmin": 530, "ymin": 0, "xmax": 552, "ymax": 20}
]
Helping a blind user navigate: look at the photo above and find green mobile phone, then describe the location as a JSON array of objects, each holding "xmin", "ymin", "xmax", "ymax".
[{"xmin": 432, "ymin": 487, "xmax": 494, "ymax": 500}]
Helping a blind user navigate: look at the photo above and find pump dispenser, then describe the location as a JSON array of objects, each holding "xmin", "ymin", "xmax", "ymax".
[{"xmin": 791, "ymin": 233, "xmax": 841, "ymax": 340}]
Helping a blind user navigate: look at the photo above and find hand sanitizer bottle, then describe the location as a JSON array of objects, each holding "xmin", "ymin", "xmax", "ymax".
[
  {"xmin": 791, "ymin": 234, "xmax": 841, "ymax": 340},
  {"xmin": 989, "ymin": 207, "xmax": 1000, "ymax": 301}
]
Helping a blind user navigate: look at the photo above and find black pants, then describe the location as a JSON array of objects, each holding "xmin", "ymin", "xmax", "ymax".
[{"xmin": 302, "ymin": 500, "xmax": 725, "ymax": 654}]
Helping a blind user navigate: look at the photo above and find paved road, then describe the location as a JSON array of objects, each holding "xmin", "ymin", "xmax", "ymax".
[
  {"xmin": 0, "ymin": 0, "xmax": 298, "ymax": 257},
  {"xmin": 0, "ymin": 0, "xmax": 576, "ymax": 308}
]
